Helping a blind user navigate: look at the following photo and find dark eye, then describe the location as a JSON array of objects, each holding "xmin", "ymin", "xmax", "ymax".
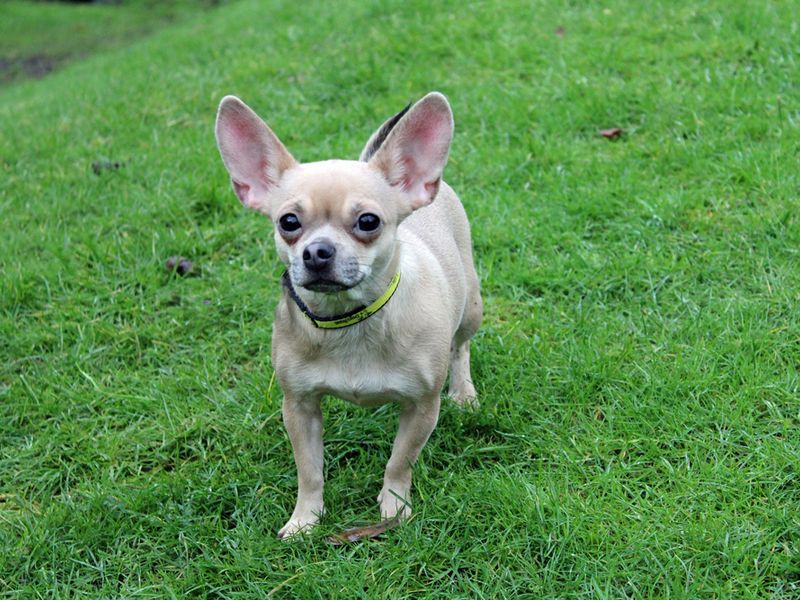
[
  {"xmin": 279, "ymin": 213, "xmax": 301, "ymax": 233},
  {"xmin": 356, "ymin": 213, "xmax": 381, "ymax": 232}
]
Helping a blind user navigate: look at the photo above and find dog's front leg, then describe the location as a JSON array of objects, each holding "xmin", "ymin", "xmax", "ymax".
[
  {"xmin": 278, "ymin": 393, "xmax": 324, "ymax": 538},
  {"xmin": 378, "ymin": 395, "xmax": 441, "ymax": 520}
]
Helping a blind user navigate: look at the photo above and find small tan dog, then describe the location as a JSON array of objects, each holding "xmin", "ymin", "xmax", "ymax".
[{"xmin": 215, "ymin": 92, "xmax": 482, "ymax": 538}]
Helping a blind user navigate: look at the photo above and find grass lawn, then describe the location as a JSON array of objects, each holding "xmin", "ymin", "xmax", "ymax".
[
  {"xmin": 1, "ymin": 0, "xmax": 799, "ymax": 596},
  {"xmin": 0, "ymin": 0, "xmax": 226, "ymax": 85}
]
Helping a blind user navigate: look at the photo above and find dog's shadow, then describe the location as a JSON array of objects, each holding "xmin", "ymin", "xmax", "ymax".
[
  {"xmin": 429, "ymin": 400, "xmax": 518, "ymax": 471},
  {"xmin": 320, "ymin": 397, "xmax": 512, "ymax": 509},
  {"xmin": 272, "ymin": 396, "xmax": 515, "ymax": 531}
]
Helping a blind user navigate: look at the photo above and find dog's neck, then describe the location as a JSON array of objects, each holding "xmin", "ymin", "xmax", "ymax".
[{"xmin": 289, "ymin": 248, "xmax": 402, "ymax": 322}]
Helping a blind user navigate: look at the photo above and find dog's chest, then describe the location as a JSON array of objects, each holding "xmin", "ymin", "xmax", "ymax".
[{"xmin": 276, "ymin": 333, "xmax": 434, "ymax": 406}]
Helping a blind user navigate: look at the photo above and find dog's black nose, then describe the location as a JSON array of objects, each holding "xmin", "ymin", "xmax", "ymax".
[{"xmin": 303, "ymin": 240, "xmax": 336, "ymax": 272}]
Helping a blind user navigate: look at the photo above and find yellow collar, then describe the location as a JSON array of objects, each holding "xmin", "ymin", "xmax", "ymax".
[{"xmin": 282, "ymin": 271, "xmax": 401, "ymax": 329}]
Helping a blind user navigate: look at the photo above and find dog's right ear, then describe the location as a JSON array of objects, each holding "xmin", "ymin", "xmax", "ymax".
[{"xmin": 215, "ymin": 96, "xmax": 298, "ymax": 215}]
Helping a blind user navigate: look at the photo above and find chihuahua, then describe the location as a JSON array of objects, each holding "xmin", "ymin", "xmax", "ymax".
[{"xmin": 215, "ymin": 92, "xmax": 482, "ymax": 538}]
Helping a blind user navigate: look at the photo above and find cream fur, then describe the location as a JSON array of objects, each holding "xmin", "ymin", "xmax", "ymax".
[{"xmin": 215, "ymin": 92, "xmax": 482, "ymax": 538}]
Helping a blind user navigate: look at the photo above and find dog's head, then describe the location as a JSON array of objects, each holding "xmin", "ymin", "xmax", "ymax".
[{"xmin": 214, "ymin": 93, "xmax": 453, "ymax": 293}]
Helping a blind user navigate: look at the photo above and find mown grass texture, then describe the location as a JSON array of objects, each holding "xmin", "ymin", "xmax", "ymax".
[{"xmin": 1, "ymin": 0, "xmax": 799, "ymax": 597}]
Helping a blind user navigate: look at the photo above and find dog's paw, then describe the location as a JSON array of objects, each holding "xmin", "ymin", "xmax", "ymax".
[
  {"xmin": 378, "ymin": 484, "xmax": 412, "ymax": 521},
  {"xmin": 277, "ymin": 512, "xmax": 322, "ymax": 539},
  {"xmin": 448, "ymin": 384, "xmax": 479, "ymax": 410}
]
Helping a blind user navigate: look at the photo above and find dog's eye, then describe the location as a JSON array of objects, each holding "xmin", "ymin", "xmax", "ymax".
[
  {"xmin": 356, "ymin": 213, "xmax": 381, "ymax": 232},
  {"xmin": 279, "ymin": 213, "xmax": 301, "ymax": 233}
]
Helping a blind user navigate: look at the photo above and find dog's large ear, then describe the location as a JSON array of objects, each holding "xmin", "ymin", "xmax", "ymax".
[
  {"xmin": 367, "ymin": 92, "xmax": 454, "ymax": 211},
  {"xmin": 215, "ymin": 96, "xmax": 298, "ymax": 215},
  {"xmin": 359, "ymin": 103, "xmax": 411, "ymax": 162}
]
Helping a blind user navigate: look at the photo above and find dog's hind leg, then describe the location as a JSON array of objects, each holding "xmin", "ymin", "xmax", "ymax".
[
  {"xmin": 448, "ymin": 270, "xmax": 482, "ymax": 408},
  {"xmin": 448, "ymin": 339, "xmax": 477, "ymax": 408}
]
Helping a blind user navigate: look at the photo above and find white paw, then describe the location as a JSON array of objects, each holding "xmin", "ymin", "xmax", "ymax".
[
  {"xmin": 449, "ymin": 384, "xmax": 479, "ymax": 409},
  {"xmin": 378, "ymin": 484, "xmax": 412, "ymax": 521},
  {"xmin": 278, "ymin": 511, "xmax": 322, "ymax": 539}
]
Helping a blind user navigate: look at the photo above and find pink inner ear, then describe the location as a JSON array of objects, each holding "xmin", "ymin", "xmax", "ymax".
[
  {"xmin": 400, "ymin": 156, "xmax": 417, "ymax": 190},
  {"xmin": 398, "ymin": 110, "xmax": 450, "ymax": 193},
  {"xmin": 220, "ymin": 115, "xmax": 274, "ymax": 188},
  {"xmin": 409, "ymin": 110, "xmax": 448, "ymax": 147},
  {"xmin": 232, "ymin": 180, "xmax": 250, "ymax": 205},
  {"xmin": 256, "ymin": 158, "xmax": 273, "ymax": 185}
]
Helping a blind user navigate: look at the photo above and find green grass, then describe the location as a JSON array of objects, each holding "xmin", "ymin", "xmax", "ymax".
[
  {"xmin": 0, "ymin": 0, "xmax": 227, "ymax": 85},
  {"xmin": 1, "ymin": 0, "xmax": 799, "ymax": 596}
]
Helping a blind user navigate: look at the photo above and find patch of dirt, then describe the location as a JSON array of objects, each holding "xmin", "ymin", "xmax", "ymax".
[
  {"xmin": 0, "ymin": 54, "xmax": 62, "ymax": 83},
  {"xmin": 1, "ymin": 0, "xmax": 228, "ymax": 87}
]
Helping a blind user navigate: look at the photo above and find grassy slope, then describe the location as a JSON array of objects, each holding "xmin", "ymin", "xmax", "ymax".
[
  {"xmin": 0, "ymin": 1, "xmax": 226, "ymax": 85},
  {"xmin": 1, "ymin": 0, "xmax": 799, "ymax": 596}
]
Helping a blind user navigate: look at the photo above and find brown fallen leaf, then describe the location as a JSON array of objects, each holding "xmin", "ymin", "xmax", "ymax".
[
  {"xmin": 327, "ymin": 517, "xmax": 402, "ymax": 545},
  {"xmin": 599, "ymin": 127, "xmax": 623, "ymax": 140}
]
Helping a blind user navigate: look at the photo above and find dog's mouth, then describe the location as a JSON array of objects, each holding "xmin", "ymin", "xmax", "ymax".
[{"xmin": 301, "ymin": 279, "xmax": 352, "ymax": 293}]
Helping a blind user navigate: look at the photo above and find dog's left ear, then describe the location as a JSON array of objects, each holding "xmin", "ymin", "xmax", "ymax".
[
  {"xmin": 359, "ymin": 103, "xmax": 411, "ymax": 162},
  {"xmin": 368, "ymin": 92, "xmax": 454, "ymax": 211}
]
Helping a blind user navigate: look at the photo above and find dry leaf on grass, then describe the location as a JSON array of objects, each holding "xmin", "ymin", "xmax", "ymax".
[
  {"xmin": 599, "ymin": 127, "xmax": 623, "ymax": 139},
  {"xmin": 327, "ymin": 517, "xmax": 402, "ymax": 545}
]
